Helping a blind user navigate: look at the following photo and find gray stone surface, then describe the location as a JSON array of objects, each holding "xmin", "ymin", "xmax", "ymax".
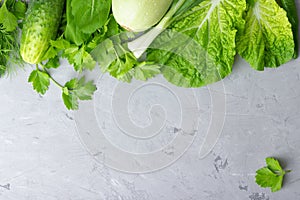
[
  {"xmin": 1, "ymin": 4, "xmax": 300, "ymax": 199},
  {"xmin": 1, "ymin": 56, "xmax": 299, "ymax": 200}
]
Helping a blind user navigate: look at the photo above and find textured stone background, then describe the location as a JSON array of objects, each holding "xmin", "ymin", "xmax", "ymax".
[
  {"xmin": 1, "ymin": 4, "xmax": 300, "ymax": 200},
  {"xmin": 1, "ymin": 58, "xmax": 299, "ymax": 200}
]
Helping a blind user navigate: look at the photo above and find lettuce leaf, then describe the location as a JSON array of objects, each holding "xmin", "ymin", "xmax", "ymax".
[
  {"xmin": 236, "ymin": 0, "xmax": 294, "ymax": 71},
  {"xmin": 65, "ymin": 0, "xmax": 111, "ymax": 45},
  {"xmin": 275, "ymin": 0, "xmax": 298, "ymax": 58},
  {"xmin": 277, "ymin": 0, "xmax": 299, "ymax": 58},
  {"xmin": 71, "ymin": 0, "xmax": 111, "ymax": 34},
  {"xmin": 147, "ymin": 0, "xmax": 246, "ymax": 87}
]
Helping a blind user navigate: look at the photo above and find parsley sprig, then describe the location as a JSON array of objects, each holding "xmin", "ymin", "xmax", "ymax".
[
  {"xmin": 28, "ymin": 64, "xmax": 96, "ymax": 110},
  {"xmin": 255, "ymin": 157, "xmax": 291, "ymax": 192}
]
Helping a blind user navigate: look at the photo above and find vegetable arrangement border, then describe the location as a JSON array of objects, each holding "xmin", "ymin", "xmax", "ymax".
[{"xmin": 0, "ymin": 0, "xmax": 298, "ymax": 110}]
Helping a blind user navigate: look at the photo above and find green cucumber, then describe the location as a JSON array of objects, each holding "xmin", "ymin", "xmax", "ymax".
[{"xmin": 20, "ymin": 0, "xmax": 64, "ymax": 64}]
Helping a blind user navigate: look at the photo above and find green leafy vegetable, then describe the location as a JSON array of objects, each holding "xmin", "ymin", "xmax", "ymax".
[
  {"xmin": 1, "ymin": 0, "xmax": 297, "ymax": 110},
  {"xmin": 0, "ymin": 64, "xmax": 6, "ymax": 76},
  {"xmin": 71, "ymin": 0, "xmax": 111, "ymax": 34},
  {"xmin": 86, "ymin": 15, "xmax": 120, "ymax": 51},
  {"xmin": 64, "ymin": 0, "xmax": 89, "ymax": 45},
  {"xmin": 92, "ymin": 35, "xmax": 137, "ymax": 79},
  {"xmin": 44, "ymin": 56, "xmax": 60, "ymax": 69},
  {"xmin": 22, "ymin": 0, "xmax": 111, "ymax": 110},
  {"xmin": 256, "ymin": 157, "xmax": 291, "ymax": 192},
  {"xmin": 28, "ymin": 64, "xmax": 97, "ymax": 110},
  {"xmin": 0, "ymin": 24, "xmax": 14, "ymax": 76},
  {"xmin": 63, "ymin": 45, "xmax": 96, "ymax": 72},
  {"xmin": 28, "ymin": 69, "xmax": 50, "ymax": 95},
  {"xmin": 49, "ymin": 38, "xmax": 97, "ymax": 72},
  {"xmin": 147, "ymin": 0, "xmax": 246, "ymax": 87},
  {"xmin": 173, "ymin": 0, "xmax": 205, "ymax": 17},
  {"xmin": 91, "ymin": 32, "xmax": 162, "ymax": 82},
  {"xmin": 236, "ymin": 0, "xmax": 294, "ymax": 70},
  {"xmin": 276, "ymin": 0, "xmax": 299, "ymax": 58},
  {"xmin": 12, "ymin": 1, "xmax": 27, "ymax": 20},
  {"xmin": 65, "ymin": 0, "xmax": 112, "ymax": 45},
  {"xmin": 0, "ymin": 0, "xmax": 25, "ymax": 77},
  {"xmin": 62, "ymin": 77, "xmax": 97, "ymax": 110},
  {"xmin": 0, "ymin": 0, "xmax": 18, "ymax": 32},
  {"xmin": 133, "ymin": 63, "xmax": 160, "ymax": 81}
]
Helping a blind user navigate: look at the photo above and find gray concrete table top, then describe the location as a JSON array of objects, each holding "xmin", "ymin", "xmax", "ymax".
[
  {"xmin": 1, "ymin": 57, "xmax": 299, "ymax": 200},
  {"xmin": 1, "ymin": 4, "xmax": 300, "ymax": 200}
]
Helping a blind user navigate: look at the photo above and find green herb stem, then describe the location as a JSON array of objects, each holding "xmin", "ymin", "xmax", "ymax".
[{"xmin": 39, "ymin": 64, "xmax": 64, "ymax": 89}]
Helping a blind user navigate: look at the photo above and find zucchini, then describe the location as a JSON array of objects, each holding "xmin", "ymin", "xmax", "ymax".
[{"xmin": 20, "ymin": 0, "xmax": 64, "ymax": 64}]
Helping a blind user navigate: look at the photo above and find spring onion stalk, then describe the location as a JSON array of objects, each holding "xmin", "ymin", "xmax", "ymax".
[{"xmin": 127, "ymin": 0, "xmax": 186, "ymax": 58}]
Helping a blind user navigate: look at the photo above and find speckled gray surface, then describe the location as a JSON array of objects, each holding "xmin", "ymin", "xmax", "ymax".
[
  {"xmin": 1, "ymin": 5, "xmax": 300, "ymax": 200},
  {"xmin": 1, "ymin": 57, "xmax": 300, "ymax": 200}
]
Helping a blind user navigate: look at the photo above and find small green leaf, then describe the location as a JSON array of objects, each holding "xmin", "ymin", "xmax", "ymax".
[
  {"xmin": 28, "ymin": 70, "xmax": 50, "ymax": 95},
  {"xmin": 62, "ymin": 91, "xmax": 78, "ymax": 110},
  {"xmin": 42, "ymin": 46, "xmax": 58, "ymax": 61},
  {"xmin": 133, "ymin": 63, "xmax": 160, "ymax": 81},
  {"xmin": 44, "ymin": 57, "xmax": 60, "ymax": 69},
  {"xmin": 266, "ymin": 157, "xmax": 284, "ymax": 175},
  {"xmin": 255, "ymin": 157, "xmax": 290, "ymax": 192},
  {"xmin": 64, "ymin": 46, "xmax": 96, "ymax": 72},
  {"xmin": 256, "ymin": 167, "xmax": 283, "ymax": 192},
  {"xmin": 50, "ymin": 38, "xmax": 72, "ymax": 50},
  {"xmin": 64, "ymin": 78, "xmax": 78, "ymax": 89},
  {"xmin": 74, "ymin": 77, "xmax": 97, "ymax": 100},
  {"xmin": 82, "ymin": 51, "xmax": 96, "ymax": 70},
  {"xmin": 62, "ymin": 77, "xmax": 97, "ymax": 110}
]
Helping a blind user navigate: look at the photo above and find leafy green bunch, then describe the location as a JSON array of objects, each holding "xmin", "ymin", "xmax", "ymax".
[
  {"xmin": 0, "ymin": 0, "xmax": 26, "ymax": 76},
  {"xmin": 27, "ymin": 0, "xmax": 120, "ymax": 110},
  {"xmin": 92, "ymin": 0, "xmax": 298, "ymax": 88}
]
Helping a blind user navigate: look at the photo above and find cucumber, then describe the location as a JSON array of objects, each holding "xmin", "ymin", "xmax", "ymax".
[{"xmin": 20, "ymin": 0, "xmax": 64, "ymax": 64}]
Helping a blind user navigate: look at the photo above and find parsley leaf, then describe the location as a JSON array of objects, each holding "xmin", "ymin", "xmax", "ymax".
[
  {"xmin": 266, "ymin": 157, "xmax": 284, "ymax": 174},
  {"xmin": 62, "ymin": 77, "xmax": 97, "ymax": 110},
  {"xmin": 42, "ymin": 46, "xmax": 58, "ymax": 61},
  {"xmin": 63, "ymin": 45, "xmax": 96, "ymax": 72},
  {"xmin": 50, "ymin": 38, "xmax": 72, "ymax": 50},
  {"xmin": 133, "ymin": 63, "xmax": 161, "ymax": 81},
  {"xmin": 28, "ymin": 69, "xmax": 50, "ymax": 95},
  {"xmin": 44, "ymin": 56, "xmax": 60, "ymax": 69},
  {"xmin": 91, "ymin": 32, "xmax": 160, "ymax": 82},
  {"xmin": 49, "ymin": 39, "xmax": 96, "ymax": 72},
  {"xmin": 255, "ymin": 157, "xmax": 291, "ymax": 192}
]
